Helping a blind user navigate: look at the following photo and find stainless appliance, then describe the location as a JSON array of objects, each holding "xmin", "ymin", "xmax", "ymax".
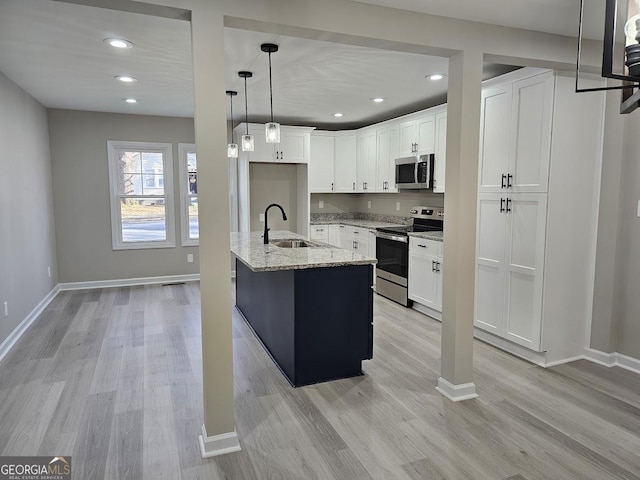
[
  {"xmin": 375, "ymin": 206, "xmax": 444, "ymax": 306},
  {"xmin": 395, "ymin": 154, "xmax": 434, "ymax": 190}
]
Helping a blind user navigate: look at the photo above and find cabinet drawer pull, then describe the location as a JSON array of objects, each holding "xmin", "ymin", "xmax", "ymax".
[
  {"xmin": 500, "ymin": 198, "xmax": 505, "ymax": 213},
  {"xmin": 506, "ymin": 198, "xmax": 512, "ymax": 213},
  {"xmin": 436, "ymin": 261, "xmax": 441, "ymax": 273},
  {"xmin": 353, "ymin": 182, "xmax": 356, "ymax": 190},
  {"xmin": 501, "ymin": 174, "xmax": 507, "ymax": 189},
  {"xmin": 507, "ymin": 173, "xmax": 513, "ymax": 188},
  {"xmin": 418, "ymin": 244, "xmax": 427, "ymax": 248},
  {"xmin": 432, "ymin": 260, "xmax": 436, "ymax": 272},
  {"xmin": 331, "ymin": 182, "xmax": 334, "ymax": 191}
]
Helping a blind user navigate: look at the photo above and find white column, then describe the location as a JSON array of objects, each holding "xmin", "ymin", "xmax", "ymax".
[{"xmin": 437, "ymin": 50, "xmax": 483, "ymax": 402}]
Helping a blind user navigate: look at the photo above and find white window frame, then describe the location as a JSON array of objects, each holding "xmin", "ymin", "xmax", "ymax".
[
  {"xmin": 107, "ymin": 140, "xmax": 176, "ymax": 250},
  {"xmin": 178, "ymin": 143, "xmax": 198, "ymax": 246}
]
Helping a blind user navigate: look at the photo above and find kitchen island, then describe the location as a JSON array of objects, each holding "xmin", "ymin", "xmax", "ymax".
[{"xmin": 231, "ymin": 230, "xmax": 375, "ymax": 387}]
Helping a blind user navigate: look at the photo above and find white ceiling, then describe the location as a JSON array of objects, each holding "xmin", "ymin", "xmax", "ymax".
[
  {"xmin": 0, "ymin": 0, "xmax": 601, "ymax": 127},
  {"xmin": 0, "ymin": 0, "xmax": 194, "ymax": 117}
]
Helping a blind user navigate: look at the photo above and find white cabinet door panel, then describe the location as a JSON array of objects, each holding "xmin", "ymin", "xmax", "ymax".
[
  {"xmin": 328, "ymin": 224, "xmax": 340, "ymax": 247},
  {"xmin": 334, "ymin": 136, "xmax": 357, "ymax": 192},
  {"xmin": 409, "ymin": 253, "xmax": 438, "ymax": 308},
  {"xmin": 279, "ymin": 132, "xmax": 306, "ymax": 163},
  {"xmin": 248, "ymin": 131, "xmax": 274, "ymax": 162},
  {"xmin": 433, "ymin": 112, "xmax": 447, "ymax": 193},
  {"xmin": 503, "ymin": 193, "xmax": 547, "ymax": 350},
  {"xmin": 399, "ymin": 121, "xmax": 417, "ymax": 157},
  {"xmin": 510, "ymin": 74, "xmax": 553, "ymax": 193},
  {"xmin": 417, "ymin": 115, "xmax": 435, "ymax": 155},
  {"xmin": 475, "ymin": 194, "xmax": 506, "ymax": 333},
  {"xmin": 479, "ymin": 84, "xmax": 512, "ymax": 192},
  {"xmin": 309, "ymin": 135, "xmax": 334, "ymax": 192}
]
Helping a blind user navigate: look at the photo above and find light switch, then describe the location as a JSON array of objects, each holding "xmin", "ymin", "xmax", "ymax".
[
  {"xmin": 367, "ymin": 201, "xmax": 371, "ymax": 209},
  {"xmin": 259, "ymin": 213, "xmax": 265, "ymax": 222},
  {"xmin": 637, "ymin": 200, "xmax": 640, "ymax": 218},
  {"xmin": 396, "ymin": 202, "xmax": 401, "ymax": 211},
  {"xmin": 319, "ymin": 200, "xmax": 324, "ymax": 209},
  {"xmin": 187, "ymin": 254, "xmax": 194, "ymax": 263}
]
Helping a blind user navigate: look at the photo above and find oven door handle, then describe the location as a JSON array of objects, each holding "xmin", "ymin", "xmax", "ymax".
[{"xmin": 375, "ymin": 231, "xmax": 408, "ymax": 243}]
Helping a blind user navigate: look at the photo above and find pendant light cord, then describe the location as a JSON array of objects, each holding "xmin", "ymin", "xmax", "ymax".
[
  {"xmin": 268, "ymin": 52, "xmax": 274, "ymax": 123},
  {"xmin": 244, "ymin": 77, "xmax": 249, "ymax": 135},
  {"xmin": 229, "ymin": 95, "xmax": 234, "ymax": 144}
]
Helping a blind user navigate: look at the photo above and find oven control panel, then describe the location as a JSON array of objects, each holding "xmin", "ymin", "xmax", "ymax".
[{"xmin": 410, "ymin": 206, "xmax": 444, "ymax": 219}]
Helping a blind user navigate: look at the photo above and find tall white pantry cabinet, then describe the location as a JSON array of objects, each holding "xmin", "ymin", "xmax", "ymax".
[{"xmin": 474, "ymin": 68, "xmax": 605, "ymax": 366}]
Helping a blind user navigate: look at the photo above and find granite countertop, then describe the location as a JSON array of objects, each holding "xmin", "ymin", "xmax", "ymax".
[
  {"xmin": 408, "ymin": 231, "xmax": 443, "ymax": 242},
  {"xmin": 231, "ymin": 231, "xmax": 377, "ymax": 272},
  {"xmin": 310, "ymin": 219, "xmax": 404, "ymax": 230}
]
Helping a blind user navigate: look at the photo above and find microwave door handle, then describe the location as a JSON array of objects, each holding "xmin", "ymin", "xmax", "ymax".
[{"xmin": 414, "ymin": 160, "xmax": 419, "ymax": 184}]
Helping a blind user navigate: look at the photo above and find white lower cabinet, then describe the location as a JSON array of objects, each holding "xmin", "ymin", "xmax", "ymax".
[
  {"xmin": 475, "ymin": 193, "xmax": 547, "ymax": 351},
  {"xmin": 408, "ymin": 237, "xmax": 442, "ymax": 312},
  {"xmin": 309, "ymin": 225, "xmax": 329, "ymax": 243},
  {"xmin": 328, "ymin": 224, "xmax": 341, "ymax": 247}
]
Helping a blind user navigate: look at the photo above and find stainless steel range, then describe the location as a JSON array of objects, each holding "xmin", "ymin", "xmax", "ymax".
[{"xmin": 375, "ymin": 206, "xmax": 443, "ymax": 306}]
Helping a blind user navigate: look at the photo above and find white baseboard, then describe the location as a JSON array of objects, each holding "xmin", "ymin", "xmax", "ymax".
[
  {"xmin": 0, "ymin": 285, "xmax": 60, "ymax": 364},
  {"xmin": 435, "ymin": 377, "xmax": 479, "ymax": 402},
  {"xmin": 58, "ymin": 273, "xmax": 200, "ymax": 291},
  {"xmin": 474, "ymin": 328, "xmax": 548, "ymax": 366},
  {"xmin": 541, "ymin": 355, "xmax": 586, "ymax": 368},
  {"xmin": 411, "ymin": 302, "xmax": 442, "ymax": 322},
  {"xmin": 583, "ymin": 348, "xmax": 640, "ymax": 374},
  {"xmin": 583, "ymin": 348, "xmax": 616, "ymax": 367},
  {"xmin": 198, "ymin": 424, "xmax": 241, "ymax": 458}
]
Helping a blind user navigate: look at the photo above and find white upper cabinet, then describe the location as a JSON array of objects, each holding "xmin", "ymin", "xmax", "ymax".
[
  {"xmin": 309, "ymin": 134, "xmax": 335, "ymax": 193},
  {"xmin": 376, "ymin": 125, "xmax": 399, "ymax": 192},
  {"xmin": 399, "ymin": 120, "xmax": 418, "ymax": 157},
  {"xmin": 433, "ymin": 111, "xmax": 447, "ymax": 194},
  {"xmin": 235, "ymin": 124, "xmax": 312, "ymax": 163},
  {"xmin": 357, "ymin": 129, "xmax": 377, "ymax": 192},
  {"xmin": 509, "ymin": 74, "xmax": 553, "ymax": 193},
  {"xmin": 478, "ymin": 84, "xmax": 512, "ymax": 192},
  {"xmin": 398, "ymin": 114, "xmax": 435, "ymax": 157},
  {"xmin": 334, "ymin": 134, "xmax": 357, "ymax": 193},
  {"xmin": 478, "ymin": 72, "xmax": 553, "ymax": 193}
]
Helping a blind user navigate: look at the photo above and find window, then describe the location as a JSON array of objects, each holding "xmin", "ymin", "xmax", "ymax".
[
  {"xmin": 107, "ymin": 140, "xmax": 175, "ymax": 249},
  {"xmin": 178, "ymin": 143, "xmax": 198, "ymax": 245}
]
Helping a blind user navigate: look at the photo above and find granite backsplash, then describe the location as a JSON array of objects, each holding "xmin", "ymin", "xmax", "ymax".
[{"xmin": 310, "ymin": 212, "xmax": 411, "ymax": 225}]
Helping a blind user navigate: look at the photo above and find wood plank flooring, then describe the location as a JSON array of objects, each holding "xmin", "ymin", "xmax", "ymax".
[{"xmin": 0, "ymin": 282, "xmax": 639, "ymax": 479}]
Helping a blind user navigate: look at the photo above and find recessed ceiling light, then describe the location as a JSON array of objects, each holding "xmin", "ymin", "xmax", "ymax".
[
  {"xmin": 104, "ymin": 38, "xmax": 133, "ymax": 49},
  {"xmin": 371, "ymin": 97, "xmax": 385, "ymax": 103},
  {"xmin": 115, "ymin": 75, "xmax": 137, "ymax": 83},
  {"xmin": 334, "ymin": 113, "xmax": 344, "ymax": 117},
  {"xmin": 428, "ymin": 73, "xmax": 446, "ymax": 81},
  {"xmin": 123, "ymin": 98, "xmax": 137, "ymax": 104}
]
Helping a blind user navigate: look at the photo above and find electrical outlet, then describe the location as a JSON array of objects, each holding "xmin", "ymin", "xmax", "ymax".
[
  {"xmin": 47, "ymin": 266, "xmax": 51, "ymax": 278},
  {"xmin": 3, "ymin": 301, "xmax": 8, "ymax": 318},
  {"xmin": 319, "ymin": 200, "xmax": 324, "ymax": 209},
  {"xmin": 259, "ymin": 213, "xmax": 265, "ymax": 222},
  {"xmin": 637, "ymin": 200, "xmax": 640, "ymax": 218},
  {"xmin": 367, "ymin": 201, "xmax": 371, "ymax": 209},
  {"xmin": 396, "ymin": 202, "xmax": 401, "ymax": 211},
  {"xmin": 187, "ymin": 254, "xmax": 194, "ymax": 263}
]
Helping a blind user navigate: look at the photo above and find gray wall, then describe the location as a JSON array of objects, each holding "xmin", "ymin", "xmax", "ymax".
[
  {"xmin": 310, "ymin": 191, "xmax": 444, "ymax": 216},
  {"xmin": 250, "ymin": 163, "xmax": 298, "ymax": 233},
  {"xmin": 0, "ymin": 71, "xmax": 58, "ymax": 345},
  {"xmin": 611, "ymin": 112, "xmax": 640, "ymax": 359},
  {"xmin": 48, "ymin": 109, "xmax": 198, "ymax": 283}
]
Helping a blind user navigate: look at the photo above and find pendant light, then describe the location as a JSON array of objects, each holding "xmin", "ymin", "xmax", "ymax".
[
  {"xmin": 261, "ymin": 43, "xmax": 280, "ymax": 143},
  {"xmin": 226, "ymin": 90, "xmax": 238, "ymax": 158},
  {"xmin": 238, "ymin": 71, "xmax": 254, "ymax": 152}
]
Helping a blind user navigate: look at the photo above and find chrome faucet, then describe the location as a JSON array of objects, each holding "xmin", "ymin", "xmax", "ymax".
[{"xmin": 263, "ymin": 203, "xmax": 288, "ymax": 244}]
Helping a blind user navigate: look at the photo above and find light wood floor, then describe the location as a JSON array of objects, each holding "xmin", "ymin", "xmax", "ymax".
[{"xmin": 1, "ymin": 282, "xmax": 639, "ymax": 479}]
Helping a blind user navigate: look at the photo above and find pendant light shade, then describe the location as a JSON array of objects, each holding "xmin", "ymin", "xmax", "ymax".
[
  {"xmin": 238, "ymin": 71, "xmax": 254, "ymax": 152},
  {"xmin": 261, "ymin": 43, "xmax": 281, "ymax": 144},
  {"xmin": 226, "ymin": 90, "xmax": 238, "ymax": 158}
]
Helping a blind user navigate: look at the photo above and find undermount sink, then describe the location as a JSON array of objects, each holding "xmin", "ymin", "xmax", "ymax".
[{"xmin": 271, "ymin": 239, "xmax": 314, "ymax": 248}]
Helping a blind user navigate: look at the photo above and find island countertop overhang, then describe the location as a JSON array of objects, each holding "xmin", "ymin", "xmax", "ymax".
[{"xmin": 231, "ymin": 230, "xmax": 377, "ymax": 272}]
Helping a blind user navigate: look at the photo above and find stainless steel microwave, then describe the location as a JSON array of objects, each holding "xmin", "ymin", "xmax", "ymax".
[{"xmin": 395, "ymin": 154, "xmax": 434, "ymax": 189}]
